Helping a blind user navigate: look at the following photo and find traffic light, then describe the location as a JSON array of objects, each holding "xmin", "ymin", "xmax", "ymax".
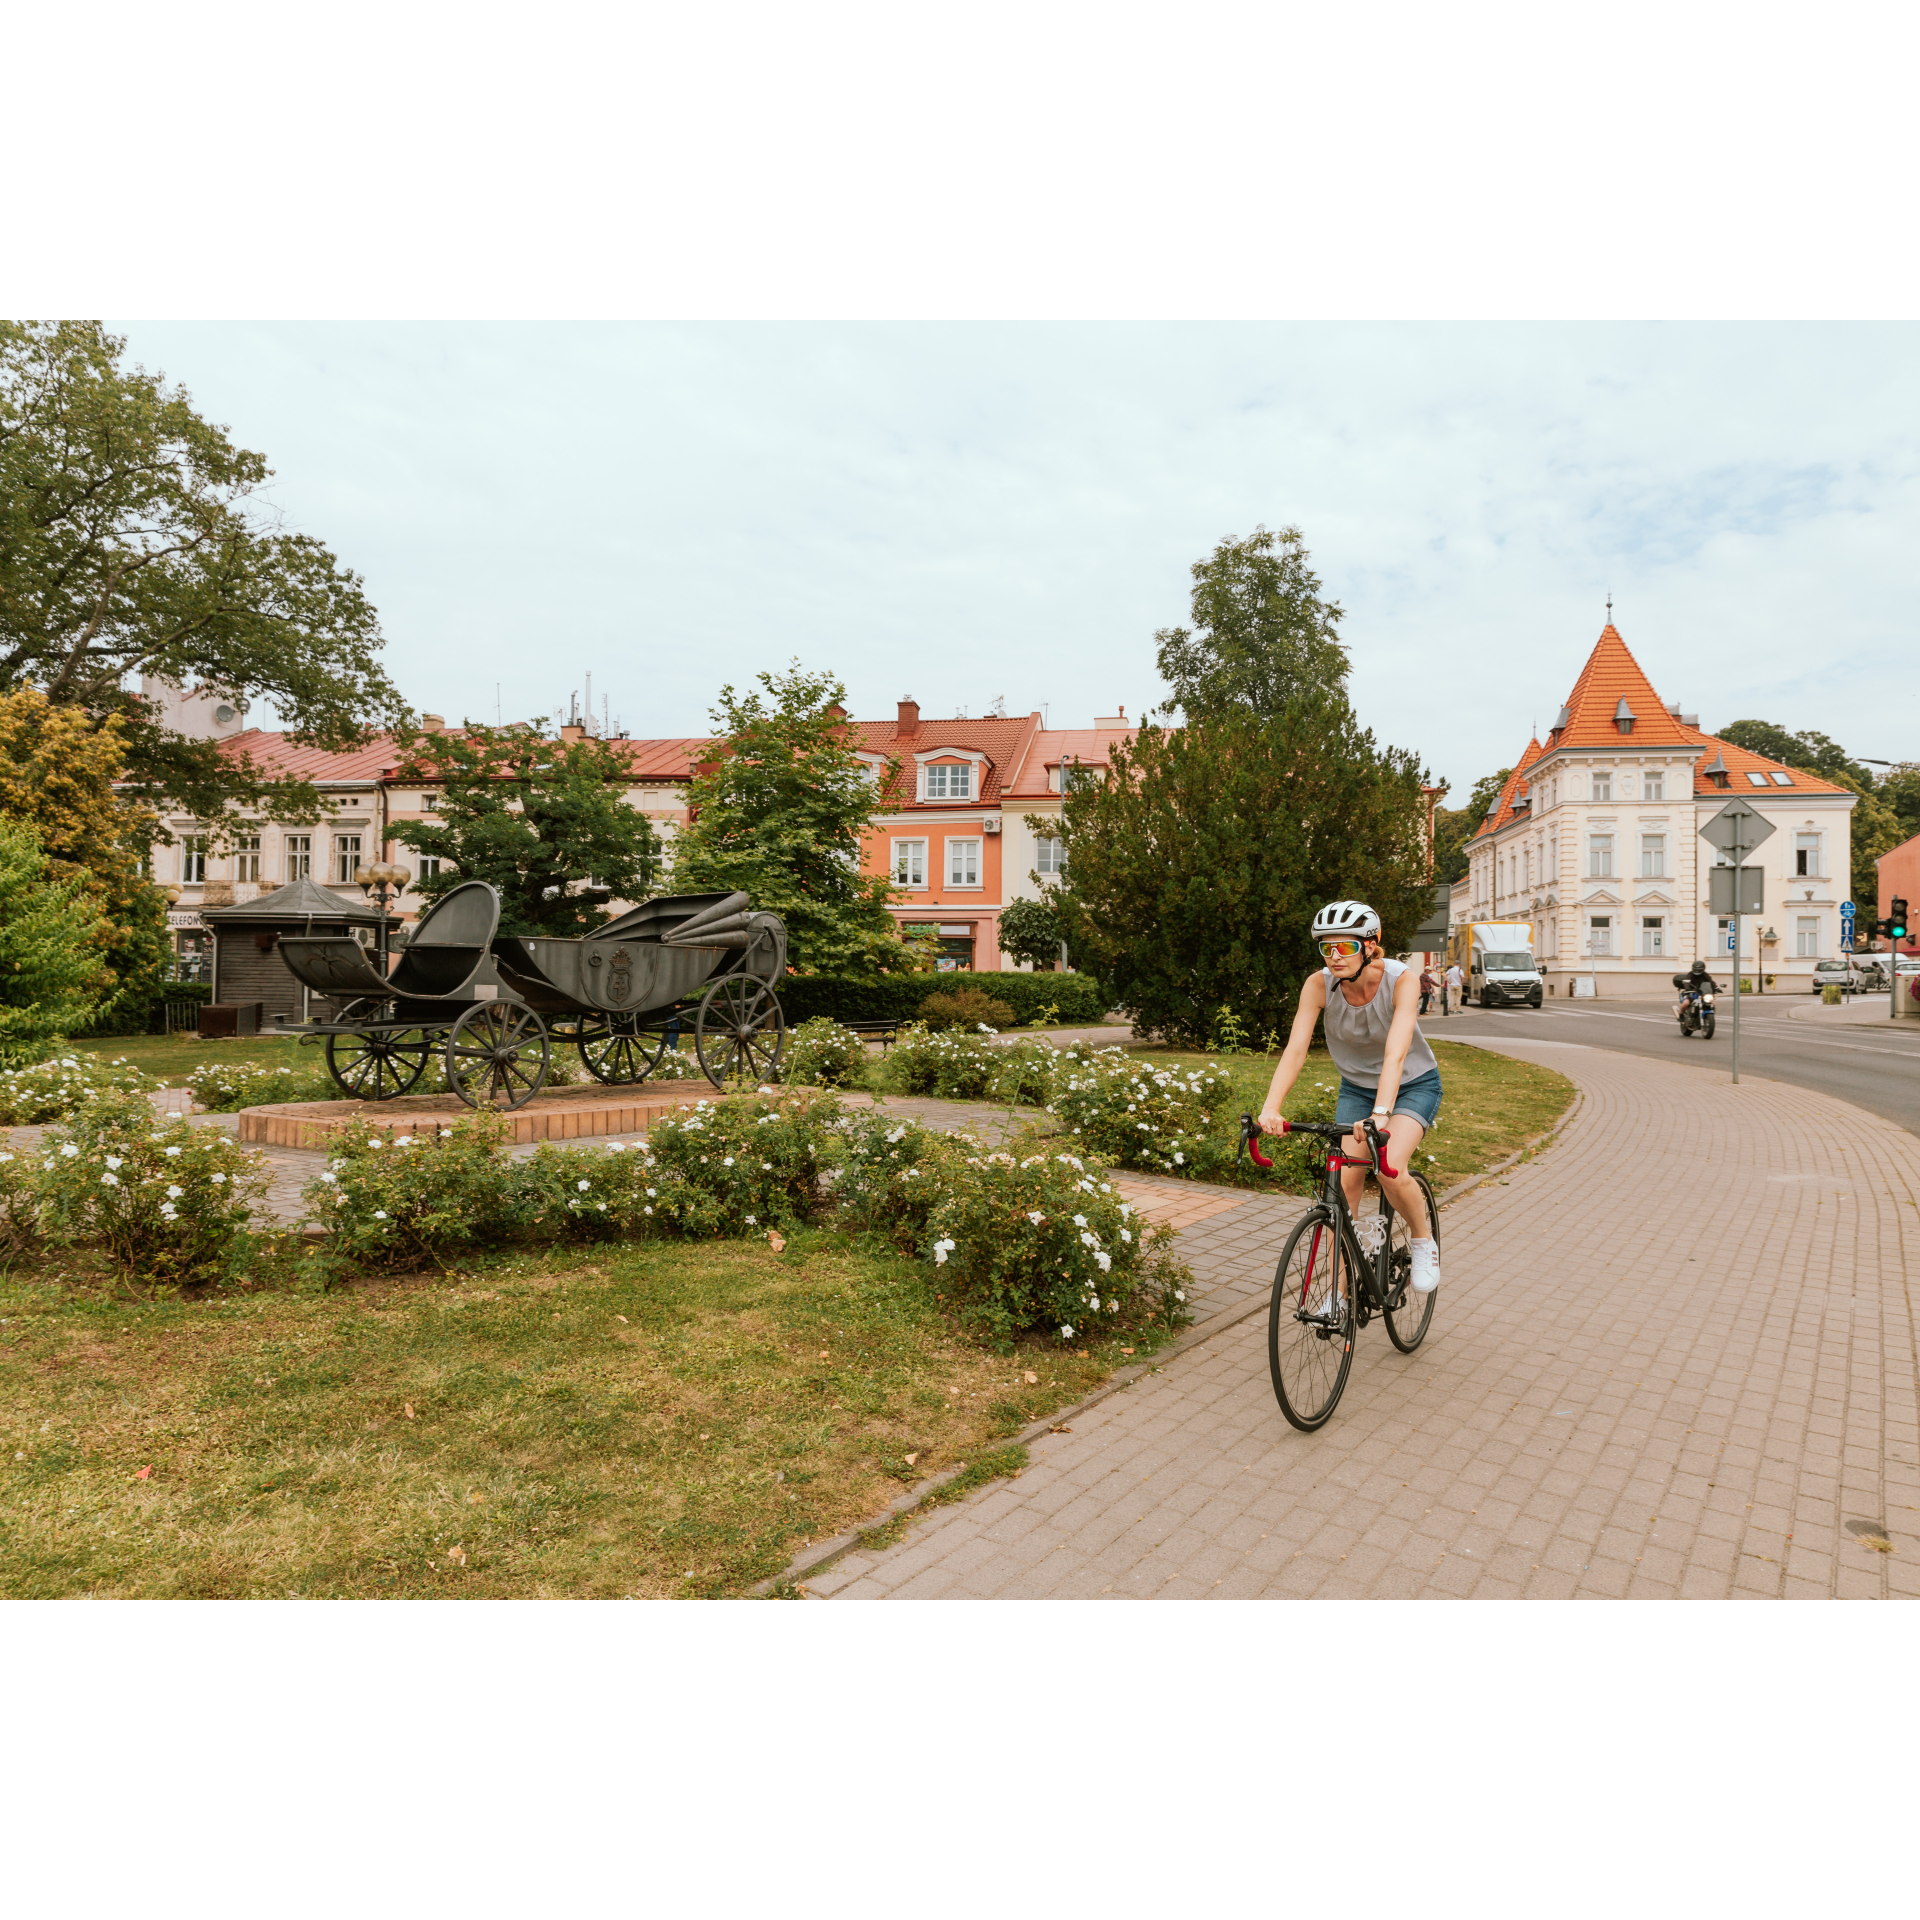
[{"xmin": 1891, "ymin": 897, "xmax": 1910, "ymax": 942}]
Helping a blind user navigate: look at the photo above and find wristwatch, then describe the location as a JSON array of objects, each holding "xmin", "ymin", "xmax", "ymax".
[{"xmin": 1371, "ymin": 1106, "xmax": 1389, "ymax": 1117}]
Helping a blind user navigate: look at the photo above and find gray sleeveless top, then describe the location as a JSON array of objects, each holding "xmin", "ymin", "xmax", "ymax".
[{"xmin": 1321, "ymin": 957, "xmax": 1439, "ymax": 1089}]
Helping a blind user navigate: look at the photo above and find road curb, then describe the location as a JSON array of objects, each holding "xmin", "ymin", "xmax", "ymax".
[{"xmin": 754, "ymin": 1080, "xmax": 1588, "ymax": 1597}]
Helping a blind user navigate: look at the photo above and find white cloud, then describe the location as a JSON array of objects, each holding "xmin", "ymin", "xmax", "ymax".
[{"xmin": 117, "ymin": 321, "xmax": 1920, "ymax": 790}]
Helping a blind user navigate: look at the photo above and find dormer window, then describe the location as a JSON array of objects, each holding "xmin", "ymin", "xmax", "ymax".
[
  {"xmin": 1614, "ymin": 698, "xmax": 1636, "ymax": 736},
  {"xmin": 925, "ymin": 763, "xmax": 972, "ymax": 800},
  {"xmin": 1745, "ymin": 771, "xmax": 1769, "ymax": 787},
  {"xmin": 1700, "ymin": 749, "xmax": 1731, "ymax": 789}
]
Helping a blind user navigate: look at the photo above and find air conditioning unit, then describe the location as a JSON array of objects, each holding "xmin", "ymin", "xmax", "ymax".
[{"xmin": 982, "ymin": 819, "xmax": 1001, "ymax": 835}]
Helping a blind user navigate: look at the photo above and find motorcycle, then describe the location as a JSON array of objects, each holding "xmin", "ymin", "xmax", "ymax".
[{"xmin": 1673, "ymin": 972, "xmax": 1717, "ymax": 1039}]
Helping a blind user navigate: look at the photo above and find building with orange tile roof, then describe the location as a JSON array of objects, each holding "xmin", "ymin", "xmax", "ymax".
[{"xmin": 1449, "ymin": 625, "xmax": 1856, "ymax": 997}]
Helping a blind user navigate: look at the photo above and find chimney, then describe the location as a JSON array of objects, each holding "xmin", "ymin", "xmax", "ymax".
[
  {"xmin": 1095, "ymin": 707, "xmax": 1128, "ymax": 728},
  {"xmin": 421, "ymin": 713, "xmax": 445, "ymax": 734},
  {"xmin": 560, "ymin": 724, "xmax": 586, "ymax": 743},
  {"xmin": 897, "ymin": 697, "xmax": 919, "ymax": 739}
]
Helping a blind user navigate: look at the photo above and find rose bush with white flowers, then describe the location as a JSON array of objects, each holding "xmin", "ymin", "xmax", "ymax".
[
  {"xmin": 183, "ymin": 1057, "xmax": 334, "ymax": 1112},
  {"xmin": 1045, "ymin": 1047, "xmax": 1232, "ymax": 1174},
  {"xmin": 885, "ymin": 1022, "xmax": 1000, "ymax": 1100},
  {"xmin": 304, "ymin": 1108, "xmax": 523, "ymax": 1273},
  {"xmin": 827, "ymin": 1109, "xmax": 965, "ymax": 1246},
  {"xmin": 778, "ymin": 1016, "xmax": 869, "ymax": 1089},
  {"xmin": 32, "ymin": 1088, "xmax": 269, "ymax": 1282},
  {"xmin": 641, "ymin": 1088, "xmax": 844, "ymax": 1235},
  {"xmin": 916, "ymin": 1144, "xmax": 1192, "ymax": 1347},
  {"xmin": 506, "ymin": 1140, "xmax": 725, "ymax": 1243},
  {"xmin": 0, "ymin": 1052, "xmax": 149, "ymax": 1126}
]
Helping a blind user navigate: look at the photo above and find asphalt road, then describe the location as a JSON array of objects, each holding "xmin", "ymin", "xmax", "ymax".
[{"xmin": 1433, "ymin": 993, "xmax": 1920, "ymax": 1136}]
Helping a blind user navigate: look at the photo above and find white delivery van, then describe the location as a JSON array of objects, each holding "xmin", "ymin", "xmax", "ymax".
[{"xmin": 1450, "ymin": 921, "xmax": 1543, "ymax": 1009}]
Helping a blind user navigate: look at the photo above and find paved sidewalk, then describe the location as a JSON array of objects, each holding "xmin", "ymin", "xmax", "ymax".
[{"xmin": 808, "ymin": 1040, "xmax": 1920, "ymax": 1600}]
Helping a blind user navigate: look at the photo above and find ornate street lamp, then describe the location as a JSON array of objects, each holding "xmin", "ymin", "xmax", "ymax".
[{"xmin": 353, "ymin": 861, "xmax": 409, "ymax": 975}]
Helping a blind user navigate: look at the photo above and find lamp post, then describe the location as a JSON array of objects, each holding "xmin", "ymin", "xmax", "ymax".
[{"xmin": 353, "ymin": 862, "xmax": 409, "ymax": 976}]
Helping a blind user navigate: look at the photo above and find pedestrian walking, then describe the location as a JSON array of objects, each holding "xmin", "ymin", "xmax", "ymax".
[
  {"xmin": 1443, "ymin": 960, "xmax": 1464, "ymax": 1016},
  {"xmin": 1418, "ymin": 962, "xmax": 1438, "ymax": 1016}
]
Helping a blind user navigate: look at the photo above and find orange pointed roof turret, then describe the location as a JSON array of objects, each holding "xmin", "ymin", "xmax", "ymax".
[{"xmin": 1555, "ymin": 625, "xmax": 1693, "ymax": 749}]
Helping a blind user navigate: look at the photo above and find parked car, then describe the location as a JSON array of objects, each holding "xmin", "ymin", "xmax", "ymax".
[{"xmin": 1810, "ymin": 958, "xmax": 1882, "ymax": 992}]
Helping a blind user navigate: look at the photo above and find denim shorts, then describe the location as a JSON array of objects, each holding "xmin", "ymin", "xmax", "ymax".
[{"xmin": 1334, "ymin": 1068, "xmax": 1443, "ymax": 1134}]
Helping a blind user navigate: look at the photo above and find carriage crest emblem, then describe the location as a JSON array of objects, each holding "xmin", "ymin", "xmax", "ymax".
[{"xmin": 607, "ymin": 946, "xmax": 632, "ymax": 1005}]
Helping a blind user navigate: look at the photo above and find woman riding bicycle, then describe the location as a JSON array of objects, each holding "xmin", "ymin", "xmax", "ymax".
[{"xmin": 1256, "ymin": 899, "xmax": 1442, "ymax": 1299}]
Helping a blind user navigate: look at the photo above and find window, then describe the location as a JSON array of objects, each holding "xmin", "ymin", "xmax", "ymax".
[
  {"xmin": 1587, "ymin": 916, "xmax": 1613, "ymax": 956},
  {"xmin": 891, "ymin": 838, "xmax": 926, "ymax": 887},
  {"xmin": 1794, "ymin": 833, "xmax": 1820, "ymax": 877},
  {"xmin": 925, "ymin": 763, "xmax": 971, "ymax": 800},
  {"xmin": 1589, "ymin": 834, "xmax": 1614, "ymax": 878},
  {"xmin": 235, "ymin": 834, "xmax": 261, "ymax": 883},
  {"xmin": 1796, "ymin": 916, "xmax": 1820, "ymax": 958},
  {"xmin": 1769, "ymin": 771, "xmax": 1794, "ymax": 787},
  {"xmin": 1639, "ymin": 833, "xmax": 1666, "ymax": 878},
  {"xmin": 947, "ymin": 838, "xmax": 981, "ymax": 887},
  {"xmin": 286, "ymin": 835, "xmax": 312, "ymax": 881},
  {"xmin": 1590, "ymin": 773, "xmax": 1612, "ymax": 801},
  {"xmin": 334, "ymin": 834, "xmax": 363, "ymax": 884},
  {"xmin": 416, "ymin": 855, "xmax": 442, "ymax": 883},
  {"xmin": 1060, "ymin": 764, "xmax": 1098, "ymax": 792},
  {"xmin": 181, "ymin": 835, "xmax": 208, "ymax": 884},
  {"xmin": 1745, "ymin": 771, "xmax": 1770, "ymax": 787},
  {"xmin": 1034, "ymin": 836, "xmax": 1064, "ymax": 875},
  {"xmin": 1639, "ymin": 916, "xmax": 1665, "ymax": 956},
  {"xmin": 1643, "ymin": 771, "xmax": 1664, "ymax": 800}
]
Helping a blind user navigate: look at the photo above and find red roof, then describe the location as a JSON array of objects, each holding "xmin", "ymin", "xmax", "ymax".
[
  {"xmin": 1552, "ymin": 625, "xmax": 1695, "ymax": 750},
  {"xmin": 1673, "ymin": 722, "xmax": 1850, "ymax": 798},
  {"xmin": 852, "ymin": 712, "xmax": 1043, "ymax": 810},
  {"xmin": 218, "ymin": 729, "xmax": 399, "ymax": 782}
]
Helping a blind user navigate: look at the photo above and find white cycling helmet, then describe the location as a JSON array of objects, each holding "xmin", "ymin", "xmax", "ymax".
[{"xmin": 1311, "ymin": 899, "xmax": 1381, "ymax": 941}]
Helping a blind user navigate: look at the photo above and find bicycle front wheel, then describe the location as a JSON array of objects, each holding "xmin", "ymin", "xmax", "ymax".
[
  {"xmin": 1384, "ymin": 1173, "xmax": 1441, "ymax": 1354},
  {"xmin": 1269, "ymin": 1210, "xmax": 1355, "ymax": 1432}
]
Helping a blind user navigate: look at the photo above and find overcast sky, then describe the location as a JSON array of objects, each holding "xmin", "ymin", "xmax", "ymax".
[{"xmin": 117, "ymin": 322, "xmax": 1919, "ymax": 798}]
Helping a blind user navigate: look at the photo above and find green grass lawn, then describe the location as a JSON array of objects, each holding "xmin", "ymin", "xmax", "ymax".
[
  {"xmin": 70, "ymin": 1032, "xmax": 318, "ymax": 1083},
  {"xmin": 0, "ymin": 1232, "xmax": 1160, "ymax": 1599},
  {"xmin": 1127, "ymin": 1039, "xmax": 1575, "ymax": 1193}
]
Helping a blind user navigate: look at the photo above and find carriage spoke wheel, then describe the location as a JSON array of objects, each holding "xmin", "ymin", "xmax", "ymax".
[
  {"xmin": 324, "ymin": 1021, "xmax": 431, "ymax": 1102},
  {"xmin": 445, "ymin": 1002, "xmax": 550, "ymax": 1111},
  {"xmin": 575, "ymin": 1012, "xmax": 672, "ymax": 1086},
  {"xmin": 693, "ymin": 976, "xmax": 786, "ymax": 1090}
]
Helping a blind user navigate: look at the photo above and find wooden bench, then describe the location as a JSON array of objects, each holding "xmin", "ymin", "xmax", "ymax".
[{"xmin": 841, "ymin": 1019, "xmax": 905, "ymax": 1052}]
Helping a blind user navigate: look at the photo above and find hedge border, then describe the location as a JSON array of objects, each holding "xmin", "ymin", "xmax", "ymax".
[{"xmin": 778, "ymin": 970, "xmax": 1108, "ymax": 1029}]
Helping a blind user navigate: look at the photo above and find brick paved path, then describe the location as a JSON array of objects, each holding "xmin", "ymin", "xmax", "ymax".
[{"xmin": 809, "ymin": 1039, "xmax": 1920, "ymax": 1600}]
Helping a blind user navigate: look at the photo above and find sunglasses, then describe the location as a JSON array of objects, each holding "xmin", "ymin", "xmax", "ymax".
[{"xmin": 1317, "ymin": 937, "xmax": 1372, "ymax": 960}]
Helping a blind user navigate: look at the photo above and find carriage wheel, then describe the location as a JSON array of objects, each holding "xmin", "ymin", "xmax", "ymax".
[
  {"xmin": 574, "ymin": 1013, "xmax": 673, "ymax": 1085},
  {"xmin": 324, "ymin": 1025, "xmax": 432, "ymax": 1103},
  {"xmin": 445, "ymin": 1002, "xmax": 550, "ymax": 1111},
  {"xmin": 693, "ymin": 976, "xmax": 786, "ymax": 1090}
]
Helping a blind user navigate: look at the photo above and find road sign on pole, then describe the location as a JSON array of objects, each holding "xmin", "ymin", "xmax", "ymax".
[
  {"xmin": 1700, "ymin": 802, "xmax": 1774, "ymax": 1083},
  {"xmin": 1841, "ymin": 899, "xmax": 1856, "ymax": 953}
]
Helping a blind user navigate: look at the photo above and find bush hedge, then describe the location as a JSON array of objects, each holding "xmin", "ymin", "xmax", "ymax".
[{"xmin": 777, "ymin": 970, "xmax": 1110, "ymax": 1029}]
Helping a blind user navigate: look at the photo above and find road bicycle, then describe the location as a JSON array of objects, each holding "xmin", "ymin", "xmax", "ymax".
[{"xmin": 1238, "ymin": 1113, "xmax": 1441, "ymax": 1432}]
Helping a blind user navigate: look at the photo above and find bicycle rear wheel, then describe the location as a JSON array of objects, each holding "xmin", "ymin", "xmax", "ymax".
[
  {"xmin": 1269, "ymin": 1209, "xmax": 1355, "ymax": 1432},
  {"xmin": 1383, "ymin": 1173, "xmax": 1440, "ymax": 1353}
]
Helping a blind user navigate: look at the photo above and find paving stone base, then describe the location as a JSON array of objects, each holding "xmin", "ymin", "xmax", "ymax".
[{"xmin": 236, "ymin": 1080, "xmax": 729, "ymax": 1149}]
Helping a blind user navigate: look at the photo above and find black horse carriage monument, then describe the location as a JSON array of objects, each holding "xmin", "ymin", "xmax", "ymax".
[{"xmin": 277, "ymin": 885, "xmax": 789, "ymax": 1109}]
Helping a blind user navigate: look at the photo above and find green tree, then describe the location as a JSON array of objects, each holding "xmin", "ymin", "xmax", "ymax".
[
  {"xmin": 0, "ymin": 819, "xmax": 114, "ymax": 1060},
  {"xmin": 1877, "ymin": 762, "xmax": 1920, "ymax": 843},
  {"xmin": 1048, "ymin": 692, "xmax": 1433, "ymax": 1044},
  {"xmin": 1154, "ymin": 525, "xmax": 1350, "ymax": 721},
  {"xmin": 997, "ymin": 891, "xmax": 1069, "ymax": 971},
  {"xmin": 1824, "ymin": 769, "xmax": 1904, "ymax": 911},
  {"xmin": 669, "ymin": 662, "xmax": 925, "ymax": 975},
  {"xmin": 389, "ymin": 724, "xmax": 662, "ymax": 938},
  {"xmin": 0, "ymin": 321, "xmax": 406, "ymax": 829},
  {"xmin": 1431, "ymin": 767, "xmax": 1511, "ymax": 885}
]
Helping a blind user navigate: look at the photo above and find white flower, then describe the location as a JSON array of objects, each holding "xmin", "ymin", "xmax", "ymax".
[
  {"xmin": 932, "ymin": 1237, "xmax": 956, "ymax": 1265},
  {"xmin": 745, "ymin": 1214, "xmax": 757, "ymax": 1225},
  {"xmin": 372, "ymin": 1210, "xmax": 388, "ymax": 1220},
  {"xmin": 762, "ymin": 1161, "xmax": 772, "ymax": 1170},
  {"xmin": 607, "ymin": 1141, "xmax": 626, "ymax": 1153},
  {"xmin": 167, "ymin": 1184, "xmax": 184, "ymax": 1199},
  {"xmin": 440, "ymin": 1129, "xmax": 453, "ymax": 1139},
  {"xmin": 1089, "ymin": 1295, "xmax": 1101, "ymax": 1311},
  {"xmin": 60, "ymin": 1143, "xmax": 78, "ymax": 1158},
  {"xmin": 577, "ymin": 1179, "xmax": 591, "ymax": 1191},
  {"xmin": 211, "ymin": 1172, "xmax": 226, "ymax": 1185},
  {"xmin": 1174, "ymin": 1290, "xmax": 1186, "ymax": 1302},
  {"xmin": 159, "ymin": 1202, "xmax": 177, "ymax": 1220},
  {"xmin": 1120, "ymin": 1228, "xmax": 1132, "ymax": 1244},
  {"xmin": 395, "ymin": 1136, "xmax": 413, "ymax": 1148},
  {"xmin": 1095, "ymin": 1251, "xmax": 1112, "ymax": 1273},
  {"xmin": 1060, "ymin": 1324, "xmax": 1075, "ymax": 1338},
  {"xmin": 644, "ymin": 1205, "xmax": 654, "ymax": 1215},
  {"xmin": 1027, "ymin": 1211, "xmax": 1046, "ymax": 1224},
  {"xmin": 646, "ymin": 1187, "xmax": 657, "ymax": 1197},
  {"xmin": 105, "ymin": 1155, "xmax": 123, "ymax": 1170},
  {"xmin": 1173, "ymin": 1152, "xmax": 1185, "ymax": 1166},
  {"xmin": 1072, "ymin": 1213, "xmax": 1087, "ymax": 1227},
  {"xmin": 100, "ymin": 1172, "xmax": 119, "ymax": 1187}
]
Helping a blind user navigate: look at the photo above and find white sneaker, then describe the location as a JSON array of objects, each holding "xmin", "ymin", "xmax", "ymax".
[
  {"xmin": 1355, "ymin": 1214, "xmax": 1387, "ymax": 1261},
  {"xmin": 1409, "ymin": 1238, "xmax": 1440, "ymax": 1293}
]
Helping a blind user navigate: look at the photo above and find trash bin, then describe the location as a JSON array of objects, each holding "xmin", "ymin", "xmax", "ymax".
[{"xmin": 198, "ymin": 1002, "xmax": 264, "ymax": 1039}]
